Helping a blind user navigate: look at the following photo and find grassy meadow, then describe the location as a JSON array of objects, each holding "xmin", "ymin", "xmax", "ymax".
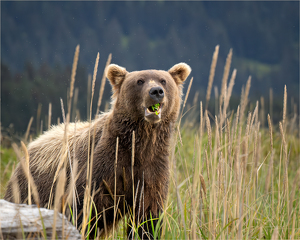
[{"xmin": 0, "ymin": 46, "xmax": 299, "ymax": 239}]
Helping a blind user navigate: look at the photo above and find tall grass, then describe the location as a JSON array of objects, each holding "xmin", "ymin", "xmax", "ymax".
[
  {"xmin": 162, "ymin": 47, "xmax": 300, "ymax": 240},
  {"xmin": 1, "ymin": 46, "xmax": 299, "ymax": 239}
]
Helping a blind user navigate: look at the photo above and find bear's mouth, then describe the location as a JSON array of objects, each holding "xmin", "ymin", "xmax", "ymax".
[{"xmin": 144, "ymin": 103, "xmax": 163, "ymax": 122}]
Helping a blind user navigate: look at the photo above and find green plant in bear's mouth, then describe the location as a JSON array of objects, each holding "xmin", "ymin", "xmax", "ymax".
[{"xmin": 151, "ymin": 103, "xmax": 160, "ymax": 115}]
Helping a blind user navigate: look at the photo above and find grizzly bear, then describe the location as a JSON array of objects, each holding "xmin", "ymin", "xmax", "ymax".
[{"xmin": 4, "ymin": 63, "xmax": 191, "ymax": 239}]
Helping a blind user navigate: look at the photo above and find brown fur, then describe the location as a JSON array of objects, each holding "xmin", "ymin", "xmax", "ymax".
[{"xmin": 5, "ymin": 63, "xmax": 191, "ymax": 239}]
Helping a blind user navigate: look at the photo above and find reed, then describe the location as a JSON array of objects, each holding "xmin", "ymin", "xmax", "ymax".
[
  {"xmin": 48, "ymin": 103, "xmax": 52, "ymax": 130},
  {"xmin": 82, "ymin": 52, "xmax": 100, "ymax": 238},
  {"xmin": 24, "ymin": 116, "xmax": 34, "ymax": 143},
  {"xmin": 72, "ymin": 88, "xmax": 79, "ymax": 121},
  {"xmin": 36, "ymin": 103, "xmax": 42, "ymax": 135},
  {"xmin": 96, "ymin": 53, "xmax": 112, "ymax": 116},
  {"xmin": 112, "ymin": 137, "xmax": 119, "ymax": 239},
  {"xmin": 12, "ymin": 142, "xmax": 40, "ymax": 206},
  {"xmin": 131, "ymin": 131, "xmax": 136, "ymax": 238},
  {"xmin": 283, "ymin": 85, "xmax": 287, "ymax": 130},
  {"xmin": 269, "ymin": 88, "xmax": 273, "ymax": 119},
  {"xmin": 219, "ymin": 48, "xmax": 232, "ymax": 107},
  {"xmin": 205, "ymin": 45, "xmax": 219, "ymax": 110},
  {"xmin": 87, "ymin": 74, "xmax": 92, "ymax": 119},
  {"xmin": 240, "ymin": 76, "xmax": 251, "ymax": 123},
  {"xmin": 221, "ymin": 69, "xmax": 236, "ymax": 127},
  {"xmin": 68, "ymin": 45, "xmax": 80, "ymax": 122}
]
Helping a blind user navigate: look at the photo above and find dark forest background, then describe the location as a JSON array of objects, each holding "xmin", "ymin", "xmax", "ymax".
[{"xmin": 1, "ymin": 1, "xmax": 299, "ymax": 134}]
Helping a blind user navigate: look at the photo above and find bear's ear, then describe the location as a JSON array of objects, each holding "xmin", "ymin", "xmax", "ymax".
[
  {"xmin": 168, "ymin": 63, "xmax": 191, "ymax": 85},
  {"xmin": 106, "ymin": 64, "xmax": 128, "ymax": 88}
]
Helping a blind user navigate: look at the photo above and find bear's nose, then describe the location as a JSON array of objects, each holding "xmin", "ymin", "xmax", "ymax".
[{"xmin": 149, "ymin": 86, "xmax": 164, "ymax": 102}]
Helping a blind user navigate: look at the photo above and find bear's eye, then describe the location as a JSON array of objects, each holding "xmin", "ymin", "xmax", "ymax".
[
  {"xmin": 160, "ymin": 79, "xmax": 166, "ymax": 85},
  {"xmin": 137, "ymin": 79, "xmax": 144, "ymax": 85}
]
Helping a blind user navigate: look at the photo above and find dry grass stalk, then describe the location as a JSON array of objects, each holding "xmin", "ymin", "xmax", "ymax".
[
  {"xmin": 48, "ymin": 98, "xmax": 71, "ymax": 209},
  {"xmin": 36, "ymin": 103, "xmax": 42, "ymax": 135},
  {"xmin": 233, "ymin": 106, "xmax": 240, "ymax": 150},
  {"xmin": 70, "ymin": 45, "xmax": 80, "ymax": 101},
  {"xmin": 191, "ymin": 136, "xmax": 200, "ymax": 240},
  {"xmin": 11, "ymin": 172, "xmax": 20, "ymax": 204},
  {"xmin": 137, "ymin": 174, "xmax": 145, "ymax": 233},
  {"xmin": 72, "ymin": 88, "xmax": 79, "ymax": 121},
  {"xmin": 214, "ymin": 86, "xmax": 219, "ymax": 116},
  {"xmin": 271, "ymin": 226, "xmax": 279, "ymax": 240},
  {"xmin": 269, "ymin": 88, "xmax": 273, "ymax": 119},
  {"xmin": 178, "ymin": 77, "xmax": 193, "ymax": 128},
  {"xmin": 226, "ymin": 118, "xmax": 232, "ymax": 166},
  {"xmin": 24, "ymin": 116, "xmax": 34, "ymax": 143},
  {"xmin": 81, "ymin": 53, "xmax": 100, "ymax": 238},
  {"xmin": 193, "ymin": 91, "xmax": 199, "ymax": 107},
  {"xmin": 12, "ymin": 142, "xmax": 40, "ymax": 206},
  {"xmin": 211, "ymin": 129, "xmax": 218, "ymax": 239},
  {"xmin": 173, "ymin": 155, "xmax": 187, "ymax": 239},
  {"xmin": 21, "ymin": 141, "xmax": 31, "ymax": 205},
  {"xmin": 259, "ymin": 225, "xmax": 263, "ymax": 239},
  {"xmin": 289, "ymin": 167, "xmax": 300, "ymax": 219},
  {"xmin": 50, "ymin": 99, "xmax": 67, "ymax": 188},
  {"xmin": 87, "ymin": 74, "xmax": 92, "ymax": 119},
  {"xmin": 279, "ymin": 121, "xmax": 289, "ymax": 216},
  {"xmin": 234, "ymin": 110, "xmax": 245, "ymax": 239},
  {"xmin": 96, "ymin": 53, "xmax": 112, "ymax": 116},
  {"xmin": 227, "ymin": 69, "xmax": 237, "ymax": 103},
  {"xmin": 205, "ymin": 111, "xmax": 213, "ymax": 156},
  {"xmin": 131, "ymin": 131, "xmax": 136, "ymax": 237},
  {"xmin": 283, "ymin": 85, "xmax": 287, "ymax": 130},
  {"xmin": 277, "ymin": 140, "xmax": 283, "ymax": 222},
  {"xmin": 170, "ymin": 77, "xmax": 193, "ymax": 178},
  {"xmin": 222, "ymin": 69, "xmax": 236, "ymax": 127},
  {"xmin": 52, "ymin": 167, "xmax": 66, "ymax": 240},
  {"xmin": 243, "ymin": 112, "xmax": 251, "ymax": 169},
  {"xmin": 206, "ymin": 45, "xmax": 219, "ymax": 110},
  {"xmin": 265, "ymin": 114, "xmax": 274, "ymax": 194},
  {"xmin": 198, "ymin": 101, "xmax": 204, "ymax": 186},
  {"xmin": 249, "ymin": 127, "xmax": 257, "ymax": 197},
  {"xmin": 65, "ymin": 122, "xmax": 79, "ymax": 227},
  {"xmin": 48, "ymin": 103, "xmax": 52, "ymax": 130},
  {"xmin": 199, "ymin": 101, "xmax": 203, "ymax": 138},
  {"xmin": 102, "ymin": 206, "xmax": 107, "ymax": 237},
  {"xmin": 255, "ymin": 131, "xmax": 262, "ymax": 196},
  {"xmin": 267, "ymin": 114, "xmax": 274, "ymax": 151},
  {"xmin": 199, "ymin": 173, "xmax": 207, "ymax": 197},
  {"xmin": 86, "ymin": 52, "xmax": 100, "ymax": 186},
  {"xmin": 240, "ymin": 76, "xmax": 251, "ymax": 123},
  {"xmin": 260, "ymin": 96, "xmax": 265, "ymax": 127},
  {"xmin": 68, "ymin": 45, "xmax": 80, "ymax": 122},
  {"xmin": 89, "ymin": 52, "xmax": 100, "ymax": 122},
  {"xmin": 204, "ymin": 149, "xmax": 210, "ymax": 182},
  {"xmin": 291, "ymin": 212, "xmax": 296, "ymax": 240},
  {"xmin": 90, "ymin": 52, "xmax": 100, "ymax": 122},
  {"xmin": 250, "ymin": 101, "xmax": 259, "ymax": 131},
  {"xmin": 219, "ymin": 48, "xmax": 233, "ymax": 107},
  {"xmin": 214, "ymin": 116, "xmax": 222, "ymax": 194},
  {"xmin": 112, "ymin": 137, "xmax": 119, "ymax": 239},
  {"xmin": 40, "ymin": 121, "xmax": 43, "ymax": 136}
]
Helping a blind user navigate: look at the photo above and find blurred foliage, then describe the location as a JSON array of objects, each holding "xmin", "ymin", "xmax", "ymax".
[
  {"xmin": 1, "ymin": 1, "xmax": 299, "ymax": 133},
  {"xmin": 0, "ymin": 147, "xmax": 17, "ymax": 197}
]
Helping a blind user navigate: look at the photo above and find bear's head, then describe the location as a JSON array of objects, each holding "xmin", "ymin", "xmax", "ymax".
[{"xmin": 106, "ymin": 63, "xmax": 191, "ymax": 124}]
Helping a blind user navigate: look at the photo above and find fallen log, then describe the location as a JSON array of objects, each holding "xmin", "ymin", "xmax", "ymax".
[{"xmin": 0, "ymin": 199, "xmax": 81, "ymax": 240}]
